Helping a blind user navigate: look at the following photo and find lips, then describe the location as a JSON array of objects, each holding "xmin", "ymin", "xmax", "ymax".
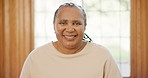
[{"xmin": 63, "ymin": 35, "xmax": 77, "ymax": 40}]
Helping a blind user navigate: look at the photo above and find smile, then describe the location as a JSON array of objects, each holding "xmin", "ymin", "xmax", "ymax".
[{"xmin": 63, "ymin": 35, "xmax": 77, "ymax": 40}]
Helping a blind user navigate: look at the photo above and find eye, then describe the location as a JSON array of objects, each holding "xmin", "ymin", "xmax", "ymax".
[
  {"xmin": 73, "ymin": 22, "xmax": 81, "ymax": 26},
  {"xmin": 59, "ymin": 22, "xmax": 67, "ymax": 25}
]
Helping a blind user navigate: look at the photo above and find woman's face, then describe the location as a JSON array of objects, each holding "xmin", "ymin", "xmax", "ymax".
[{"xmin": 54, "ymin": 6, "xmax": 86, "ymax": 49}]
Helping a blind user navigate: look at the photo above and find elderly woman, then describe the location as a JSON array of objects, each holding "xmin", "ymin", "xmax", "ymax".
[{"xmin": 20, "ymin": 3, "xmax": 122, "ymax": 78}]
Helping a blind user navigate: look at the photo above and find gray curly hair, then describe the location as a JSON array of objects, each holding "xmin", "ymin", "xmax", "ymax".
[{"xmin": 53, "ymin": 3, "xmax": 87, "ymax": 25}]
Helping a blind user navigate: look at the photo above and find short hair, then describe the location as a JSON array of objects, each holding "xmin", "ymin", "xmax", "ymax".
[{"xmin": 53, "ymin": 3, "xmax": 87, "ymax": 25}]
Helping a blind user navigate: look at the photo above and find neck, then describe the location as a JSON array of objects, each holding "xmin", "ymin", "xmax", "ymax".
[{"xmin": 53, "ymin": 41, "xmax": 86, "ymax": 54}]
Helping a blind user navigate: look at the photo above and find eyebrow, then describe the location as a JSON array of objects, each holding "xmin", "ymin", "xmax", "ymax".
[
  {"xmin": 72, "ymin": 20, "xmax": 81, "ymax": 22},
  {"xmin": 57, "ymin": 19, "xmax": 67, "ymax": 22},
  {"xmin": 56, "ymin": 17, "xmax": 83, "ymax": 23},
  {"xmin": 58, "ymin": 19, "xmax": 82, "ymax": 22}
]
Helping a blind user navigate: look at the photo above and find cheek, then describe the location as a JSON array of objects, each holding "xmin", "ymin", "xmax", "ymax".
[
  {"xmin": 77, "ymin": 27, "xmax": 85, "ymax": 34},
  {"xmin": 55, "ymin": 26, "xmax": 65, "ymax": 34}
]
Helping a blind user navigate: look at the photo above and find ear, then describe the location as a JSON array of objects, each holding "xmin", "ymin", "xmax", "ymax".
[
  {"xmin": 84, "ymin": 24, "xmax": 86, "ymax": 31},
  {"xmin": 54, "ymin": 24, "xmax": 55, "ymax": 30},
  {"xmin": 53, "ymin": 24, "xmax": 57, "ymax": 33}
]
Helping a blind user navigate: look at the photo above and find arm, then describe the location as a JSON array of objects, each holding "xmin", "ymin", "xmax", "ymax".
[
  {"xmin": 20, "ymin": 57, "xmax": 31, "ymax": 78},
  {"xmin": 103, "ymin": 56, "xmax": 122, "ymax": 78}
]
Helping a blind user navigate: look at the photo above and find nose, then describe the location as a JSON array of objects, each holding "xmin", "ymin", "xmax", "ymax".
[{"xmin": 65, "ymin": 25, "xmax": 75, "ymax": 32}]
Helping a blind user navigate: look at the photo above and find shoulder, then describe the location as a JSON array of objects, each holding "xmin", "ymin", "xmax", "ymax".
[
  {"xmin": 88, "ymin": 42, "xmax": 109, "ymax": 53},
  {"xmin": 27, "ymin": 42, "xmax": 53, "ymax": 59},
  {"xmin": 87, "ymin": 42, "xmax": 112, "ymax": 58}
]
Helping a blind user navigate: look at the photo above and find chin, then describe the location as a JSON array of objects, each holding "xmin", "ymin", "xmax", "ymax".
[
  {"xmin": 64, "ymin": 42, "xmax": 77, "ymax": 49},
  {"xmin": 64, "ymin": 40, "xmax": 84, "ymax": 49}
]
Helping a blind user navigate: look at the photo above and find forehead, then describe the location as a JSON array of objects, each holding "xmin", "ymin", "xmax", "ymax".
[{"xmin": 56, "ymin": 6, "xmax": 84, "ymax": 20}]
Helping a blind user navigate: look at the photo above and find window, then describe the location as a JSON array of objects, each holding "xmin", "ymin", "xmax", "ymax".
[{"xmin": 34, "ymin": 0, "xmax": 130, "ymax": 77}]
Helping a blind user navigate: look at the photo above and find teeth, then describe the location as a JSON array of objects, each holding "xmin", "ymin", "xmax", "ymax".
[{"xmin": 64, "ymin": 36, "xmax": 75, "ymax": 38}]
